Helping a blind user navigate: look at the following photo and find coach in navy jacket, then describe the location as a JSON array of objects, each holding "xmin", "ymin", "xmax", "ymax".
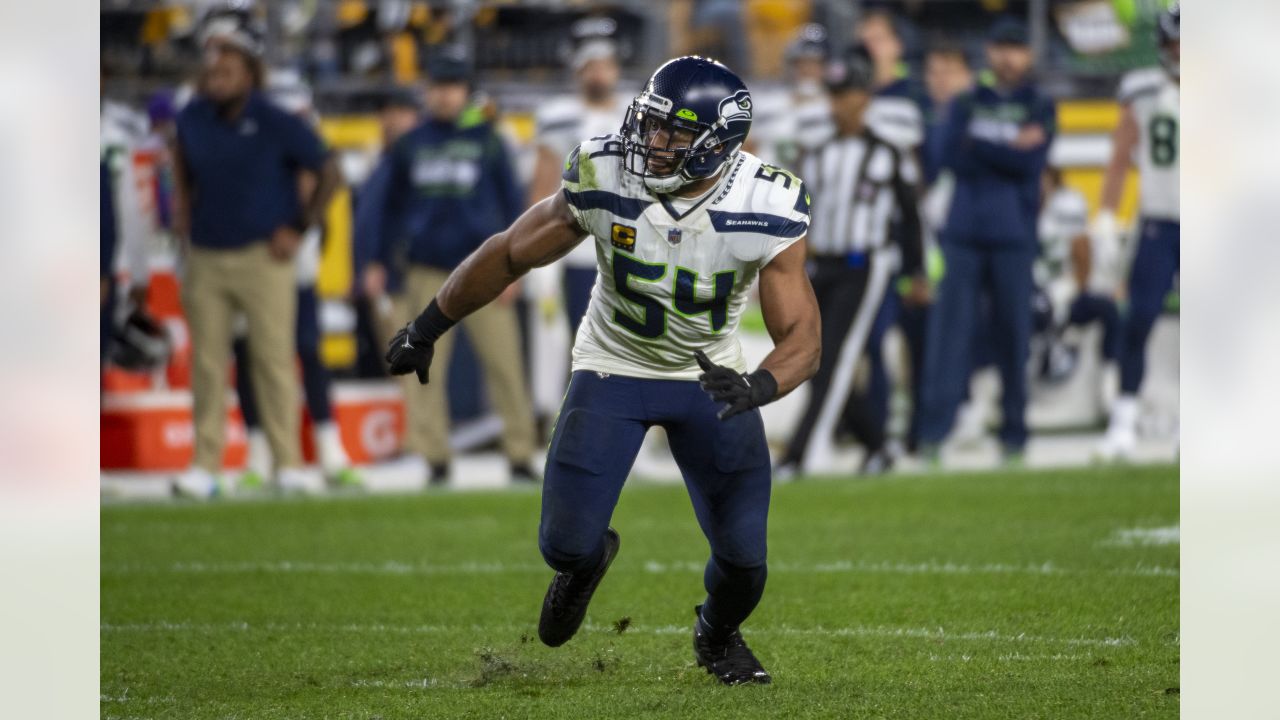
[
  {"xmin": 918, "ymin": 17, "xmax": 1056, "ymax": 458},
  {"xmin": 360, "ymin": 52, "xmax": 536, "ymax": 485},
  {"xmin": 363, "ymin": 110, "xmax": 523, "ymax": 274}
]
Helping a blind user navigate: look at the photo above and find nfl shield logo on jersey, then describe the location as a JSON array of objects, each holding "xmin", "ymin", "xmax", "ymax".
[{"xmin": 667, "ymin": 227, "xmax": 683, "ymax": 246}]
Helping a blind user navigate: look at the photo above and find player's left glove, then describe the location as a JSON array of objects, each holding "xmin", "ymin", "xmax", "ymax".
[
  {"xmin": 694, "ymin": 350, "xmax": 778, "ymax": 421},
  {"xmin": 386, "ymin": 299, "xmax": 456, "ymax": 384}
]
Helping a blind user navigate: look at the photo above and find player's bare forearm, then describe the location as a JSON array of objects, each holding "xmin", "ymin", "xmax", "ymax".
[
  {"xmin": 301, "ymin": 155, "xmax": 342, "ymax": 228},
  {"xmin": 757, "ymin": 239, "xmax": 821, "ymax": 397},
  {"xmin": 435, "ymin": 192, "xmax": 587, "ymax": 320},
  {"xmin": 1100, "ymin": 106, "xmax": 1138, "ymax": 213}
]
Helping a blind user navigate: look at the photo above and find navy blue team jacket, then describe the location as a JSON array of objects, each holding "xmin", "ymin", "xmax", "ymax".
[
  {"xmin": 361, "ymin": 116, "xmax": 524, "ymax": 272},
  {"xmin": 940, "ymin": 82, "xmax": 1056, "ymax": 245},
  {"xmin": 176, "ymin": 92, "xmax": 329, "ymax": 250}
]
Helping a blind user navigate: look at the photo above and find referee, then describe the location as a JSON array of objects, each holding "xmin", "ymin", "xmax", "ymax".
[{"xmin": 778, "ymin": 50, "xmax": 930, "ymax": 478}]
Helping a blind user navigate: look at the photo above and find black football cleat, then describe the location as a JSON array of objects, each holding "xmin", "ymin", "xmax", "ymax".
[
  {"xmin": 537, "ymin": 527, "xmax": 620, "ymax": 647},
  {"xmin": 858, "ymin": 447, "xmax": 895, "ymax": 476},
  {"xmin": 428, "ymin": 462, "xmax": 450, "ymax": 487},
  {"xmin": 693, "ymin": 605, "xmax": 772, "ymax": 685},
  {"xmin": 509, "ymin": 462, "xmax": 540, "ymax": 484}
]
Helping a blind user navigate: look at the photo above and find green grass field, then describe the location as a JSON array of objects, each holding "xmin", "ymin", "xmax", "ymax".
[{"xmin": 101, "ymin": 465, "xmax": 1179, "ymax": 719}]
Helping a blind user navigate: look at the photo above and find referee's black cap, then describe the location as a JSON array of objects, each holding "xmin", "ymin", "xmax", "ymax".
[{"xmin": 824, "ymin": 47, "xmax": 874, "ymax": 93}]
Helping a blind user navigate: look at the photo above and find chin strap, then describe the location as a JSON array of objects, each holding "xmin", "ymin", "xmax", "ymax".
[
  {"xmin": 693, "ymin": 112, "xmax": 733, "ymax": 150},
  {"xmin": 675, "ymin": 144, "xmax": 738, "ymax": 190}
]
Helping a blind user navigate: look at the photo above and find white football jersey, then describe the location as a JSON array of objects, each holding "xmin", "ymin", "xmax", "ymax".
[
  {"xmin": 865, "ymin": 94, "xmax": 924, "ymax": 150},
  {"xmin": 749, "ymin": 83, "xmax": 831, "ymax": 170},
  {"xmin": 534, "ymin": 94, "xmax": 631, "ymax": 268},
  {"xmin": 1036, "ymin": 187, "xmax": 1090, "ymax": 312},
  {"xmin": 1124, "ymin": 70, "xmax": 1180, "ymax": 221},
  {"xmin": 561, "ymin": 135, "xmax": 811, "ymax": 380}
]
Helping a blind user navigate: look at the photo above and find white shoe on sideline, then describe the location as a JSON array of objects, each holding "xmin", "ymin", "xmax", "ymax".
[
  {"xmin": 952, "ymin": 401, "xmax": 988, "ymax": 448},
  {"xmin": 277, "ymin": 467, "xmax": 325, "ymax": 495},
  {"xmin": 235, "ymin": 429, "xmax": 274, "ymax": 491},
  {"xmin": 1096, "ymin": 426, "xmax": 1137, "ymax": 462},
  {"xmin": 772, "ymin": 461, "xmax": 800, "ymax": 483},
  {"xmin": 172, "ymin": 467, "xmax": 221, "ymax": 499},
  {"xmin": 245, "ymin": 429, "xmax": 273, "ymax": 478},
  {"xmin": 315, "ymin": 422, "xmax": 353, "ymax": 476},
  {"xmin": 1097, "ymin": 395, "xmax": 1140, "ymax": 462}
]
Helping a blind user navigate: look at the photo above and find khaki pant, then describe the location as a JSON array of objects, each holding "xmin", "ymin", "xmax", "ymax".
[
  {"xmin": 398, "ymin": 266, "xmax": 536, "ymax": 464},
  {"xmin": 183, "ymin": 243, "xmax": 300, "ymax": 472}
]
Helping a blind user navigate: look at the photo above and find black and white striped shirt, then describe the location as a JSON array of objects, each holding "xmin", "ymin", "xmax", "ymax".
[{"xmin": 801, "ymin": 130, "xmax": 924, "ymax": 273}]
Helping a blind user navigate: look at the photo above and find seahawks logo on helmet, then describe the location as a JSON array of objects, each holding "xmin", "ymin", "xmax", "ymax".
[{"xmin": 718, "ymin": 90, "xmax": 753, "ymax": 125}]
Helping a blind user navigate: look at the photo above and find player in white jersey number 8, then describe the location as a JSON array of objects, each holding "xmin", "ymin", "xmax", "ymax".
[{"xmin": 385, "ymin": 56, "xmax": 820, "ymax": 685}]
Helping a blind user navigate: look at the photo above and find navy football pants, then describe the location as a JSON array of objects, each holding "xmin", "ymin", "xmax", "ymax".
[
  {"xmin": 540, "ymin": 370, "xmax": 772, "ymax": 632},
  {"xmin": 920, "ymin": 240, "xmax": 1037, "ymax": 449},
  {"xmin": 1120, "ymin": 219, "xmax": 1180, "ymax": 395},
  {"xmin": 1069, "ymin": 293, "xmax": 1122, "ymax": 362},
  {"xmin": 1031, "ymin": 290, "xmax": 1122, "ymax": 362},
  {"xmin": 839, "ymin": 284, "xmax": 931, "ymax": 452}
]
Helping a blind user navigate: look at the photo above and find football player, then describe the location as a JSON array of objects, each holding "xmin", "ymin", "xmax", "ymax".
[
  {"xmin": 749, "ymin": 22, "xmax": 832, "ymax": 169},
  {"xmin": 1033, "ymin": 167, "xmax": 1122, "ymax": 396},
  {"xmin": 1095, "ymin": 4, "xmax": 1180, "ymax": 460},
  {"xmin": 858, "ymin": 10, "xmax": 926, "ymax": 151},
  {"xmin": 386, "ymin": 57, "xmax": 819, "ymax": 685}
]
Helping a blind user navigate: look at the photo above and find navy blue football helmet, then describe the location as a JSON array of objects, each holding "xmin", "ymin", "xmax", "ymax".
[
  {"xmin": 621, "ymin": 56, "xmax": 752, "ymax": 193},
  {"xmin": 1157, "ymin": 3, "xmax": 1180, "ymax": 79}
]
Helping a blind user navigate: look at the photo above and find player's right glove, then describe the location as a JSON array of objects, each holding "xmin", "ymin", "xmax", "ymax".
[
  {"xmin": 386, "ymin": 299, "xmax": 456, "ymax": 385},
  {"xmin": 694, "ymin": 350, "xmax": 778, "ymax": 421}
]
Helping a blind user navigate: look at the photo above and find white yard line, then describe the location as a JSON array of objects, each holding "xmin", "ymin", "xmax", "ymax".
[
  {"xmin": 99, "ymin": 692, "xmax": 178, "ymax": 705},
  {"xmin": 1100, "ymin": 525, "xmax": 1180, "ymax": 547},
  {"xmin": 600, "ymin": 623, "xmax": 1137, "ymax": 647},
  {"xmin": 101, "ymin": 558, "xmax": 1178, "ymax": 578},
  {"xmin": 100, "ymin": 620, "xmax": 1137, "ymax": 648},
  {"xmin": 928, "ymin": 652, "xmax": 1089, "ymax": 663},
  {"xmin": 338, "ymin": 650, "xmax": 1095, "ymax": 692},
  {"xmin": 347, "ymin": 678, "xmax": 445, "ymax": 689},
  {"xmin": 650, "ymin": 558, "xmax": 1178, "ymax": 577}
]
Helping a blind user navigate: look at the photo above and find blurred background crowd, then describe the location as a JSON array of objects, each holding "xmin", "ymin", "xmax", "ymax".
[{"xmin": 99, "ymin": 0, "xmax": 1180, "ymax": 496}]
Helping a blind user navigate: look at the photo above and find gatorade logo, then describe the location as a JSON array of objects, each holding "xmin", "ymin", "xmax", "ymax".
[{"xmin": 361, "ymin": 409, "xmax": 399, "ymax": 459}]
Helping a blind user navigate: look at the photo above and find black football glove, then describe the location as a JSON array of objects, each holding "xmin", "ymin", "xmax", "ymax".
[
  {"xmin": 385, "ymin": 299, "xmax": 456, "ymax": 385},
  {"xmin": 386, "ymin": 322, "xmax": 434, "ymax": 384},
  {"xmin": 694, "ymin": 350, "xmax": 779, "ymax": 421}
]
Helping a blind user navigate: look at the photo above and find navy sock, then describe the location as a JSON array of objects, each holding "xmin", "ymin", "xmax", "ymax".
[
  {"xmin": 540, "ymin": 533, "xmax": 606, "ymax": 576},
  {"xmin": 700, "ymin": 555, "xmax": 767, "ymax": 634}
]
